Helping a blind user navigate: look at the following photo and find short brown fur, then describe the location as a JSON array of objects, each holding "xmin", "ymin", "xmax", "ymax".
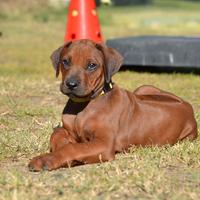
[{"xmin": 28, "ymin": 40, "xmax": 197, "ymax": 171}]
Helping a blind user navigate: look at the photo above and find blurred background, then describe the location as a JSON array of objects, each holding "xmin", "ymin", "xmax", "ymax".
[{"xmin": 1, "ymin": 0, "xmax": 200, "ymax": 76}]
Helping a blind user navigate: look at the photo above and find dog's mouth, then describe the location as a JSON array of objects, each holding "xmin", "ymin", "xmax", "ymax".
[
  {"xmin": 60, "ymin": 84, "xmax": 92, "ymax": 98},
  {"xmin": 67, "ymin": 92, "xmax": 91, "ymax": 99},
  {"xmin": 60, "ymin": 83, "xmax": 104, "ymax": 101}
]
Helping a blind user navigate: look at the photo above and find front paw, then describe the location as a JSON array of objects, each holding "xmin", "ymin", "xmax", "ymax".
[{"xmin": 28, "ymin": 153, "xmax": 59, "ymax": 172}]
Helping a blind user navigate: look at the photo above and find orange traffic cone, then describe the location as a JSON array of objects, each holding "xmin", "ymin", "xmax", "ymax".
[{"xmin": 64, "ymin": 0, "xmax": 103, "ymax": 43}]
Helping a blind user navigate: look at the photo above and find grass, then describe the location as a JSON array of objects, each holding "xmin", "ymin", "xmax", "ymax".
[{"xmin": 0, "ymin": 1, "xmax": 200, "ymax": 199}]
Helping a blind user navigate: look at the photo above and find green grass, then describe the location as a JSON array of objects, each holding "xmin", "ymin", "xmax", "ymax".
[{"xmin": 0, "ymin": 1, "xmax": 200, "ymax": 199}]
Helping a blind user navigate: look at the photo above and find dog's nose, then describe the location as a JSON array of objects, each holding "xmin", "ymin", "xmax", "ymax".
[{"xmin": 66, "ymin": 79, "xmax": 78, "ymax": 90}]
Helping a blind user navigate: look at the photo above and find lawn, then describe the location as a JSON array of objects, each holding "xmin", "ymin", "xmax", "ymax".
[{"xmin": 0, "ymin": 1, "xmax": 200, "ymax": 199}]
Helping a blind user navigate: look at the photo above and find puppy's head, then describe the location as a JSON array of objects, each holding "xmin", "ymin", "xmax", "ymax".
[{"xmin": 50, "ymin": 39, "xmax": 123, "ymax": 99}]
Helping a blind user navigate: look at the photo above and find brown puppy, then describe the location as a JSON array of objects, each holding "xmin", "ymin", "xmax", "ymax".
[{"xmin": 28, "ymin": 39, "xmax": 197, "ymax": 171}]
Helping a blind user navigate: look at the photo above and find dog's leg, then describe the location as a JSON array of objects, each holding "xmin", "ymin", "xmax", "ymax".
[
  {"xmin": 28, "ymin": 139, "xmax": 115, "ymax": 171},
  {"xmin": 50, "ymin": 127, "xmax": 76, "ymax": 152},
  {"xmin": 134, "ymin": 85, "xmax": 161, "ymax": 95},
  {"xmin": 134, "ymin": 85, "xmax": 183, "ymax": 102},
  {"xmin": 178, "ymin": 119, "xmax": 198, "ymax": 141}
]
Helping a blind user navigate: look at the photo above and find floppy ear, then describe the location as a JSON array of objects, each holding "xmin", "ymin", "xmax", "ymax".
[
  {"xmin": 50, "ymin": 41, "xmax": 72, "ymax": 77},
  {"xmin": 50, "ymin": 46, "xmax": 63, "ymax": 77},
  {"xmin": 96, "ymin": 43, "xmax": 123, "ymax": 85}
]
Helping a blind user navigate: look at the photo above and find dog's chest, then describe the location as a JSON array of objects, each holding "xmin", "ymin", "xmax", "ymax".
[
  {"xmin": 62, "ymin": 114, "xmax": 75, "ymax": 130},
  {"xmin": 61, "ymin": 112, "xmax": 94, "ymax": 142}
]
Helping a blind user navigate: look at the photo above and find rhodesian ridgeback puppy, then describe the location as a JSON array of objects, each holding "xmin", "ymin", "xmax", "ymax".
[{"xmin": 28, "ymin": 39, "xmax": 197, "ymax": 171}]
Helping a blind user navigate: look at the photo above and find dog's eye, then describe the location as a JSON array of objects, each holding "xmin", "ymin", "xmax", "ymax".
[
  {"xmin": 87, "ymin": 63, "xmax": 97, "ymax": 71},
  {"xmin": 62, "ymin": 59, "xmax": 70, "ymax": 69}
]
